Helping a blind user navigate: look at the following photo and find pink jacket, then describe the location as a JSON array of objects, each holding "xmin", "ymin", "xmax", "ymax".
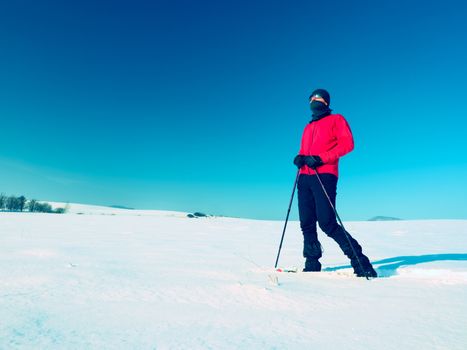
[{"xmin": 299, "ymin": 114, "xmax": 354, "ymax": 177}]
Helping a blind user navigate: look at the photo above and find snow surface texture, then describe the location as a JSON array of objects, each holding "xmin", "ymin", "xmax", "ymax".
[{"xmin": 1, "ymin": 203, "xmax": 467, "ymax": 349}]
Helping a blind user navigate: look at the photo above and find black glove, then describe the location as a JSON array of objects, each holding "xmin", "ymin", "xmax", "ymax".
[
  {"xmin": 303, "ymin": 155, "xmax": 323, "ymax": 169},
  {"xmin": 293, "ymin": 155, "xmax": 305, "ymax": 169}
]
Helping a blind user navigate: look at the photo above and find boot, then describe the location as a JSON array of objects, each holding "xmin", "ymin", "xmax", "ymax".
[
  {"xmin": 351, "ymin": 255, "xmax": 378, "ymax": 278},
  {"xmin": 303, "ymin": 259, "xmax": 321, "ymax": 272},
  {"xmin": 303, "ymin": 241, "xmax": 322, "ymax": 272},
  {"xmin": 329, "ymin": 226, "xmax": 377, "ymax": 278}
]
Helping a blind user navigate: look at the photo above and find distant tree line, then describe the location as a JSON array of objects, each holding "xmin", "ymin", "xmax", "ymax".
[{"xmin": 0, "ymin": 193, "xmax": 66, "ymax": 213}]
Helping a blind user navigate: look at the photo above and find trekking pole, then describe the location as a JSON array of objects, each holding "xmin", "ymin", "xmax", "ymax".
[
  {"xmin": 312, "ymin": 169, "xmax": 370, "ymax": 280},
  {"xmin": 274, "ymin": 169, "xmax": 300, "ymax": 269}
]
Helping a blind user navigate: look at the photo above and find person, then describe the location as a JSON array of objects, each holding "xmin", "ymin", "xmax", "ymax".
[{"xmin": 293, "ymin": 88, "xmax": 377, "ymax": 278}]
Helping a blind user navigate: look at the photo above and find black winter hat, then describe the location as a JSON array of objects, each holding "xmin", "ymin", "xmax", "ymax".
[{"xmin": 309, "ymin": 88, "xmax": 331, "ymax": 106}]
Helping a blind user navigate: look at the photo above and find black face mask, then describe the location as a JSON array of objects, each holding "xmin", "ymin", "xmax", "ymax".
[
  {"xmin": 310, "ymin": 100, "xmax": 328, "ymax": 113},
  {"xmin": 310, "ymin": 100, "xmax": 331, "ymax": 121}
]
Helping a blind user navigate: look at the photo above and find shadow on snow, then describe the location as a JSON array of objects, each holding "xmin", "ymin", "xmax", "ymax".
[{"xmin": 323, "ymin": 253, "xmax": 467, "ymax": 278}]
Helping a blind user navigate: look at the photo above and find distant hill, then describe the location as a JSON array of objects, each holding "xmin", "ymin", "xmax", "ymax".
[
  {"xmin": 368, "ymin": 216, "xmax": 402, "ymax": 221},
  {"xmin": 109, "ymin": 205, "xmax": 135, "ymax": 210}
]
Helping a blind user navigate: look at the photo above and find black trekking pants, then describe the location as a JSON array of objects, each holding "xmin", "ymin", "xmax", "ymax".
[{"xmin": 297, "ymin": 173, "xmax": 362, "ymax": 260}]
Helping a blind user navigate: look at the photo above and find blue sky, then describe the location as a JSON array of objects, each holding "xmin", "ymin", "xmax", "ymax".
[{"xmin": 1, "ymin": 0, "xmax": 466, "ymax": 220}]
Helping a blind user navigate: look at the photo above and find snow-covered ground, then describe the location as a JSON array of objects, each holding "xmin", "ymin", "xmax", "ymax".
[{"xmin": 1, "ymin": 204, "xmax": 466, "ymax": 349}]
